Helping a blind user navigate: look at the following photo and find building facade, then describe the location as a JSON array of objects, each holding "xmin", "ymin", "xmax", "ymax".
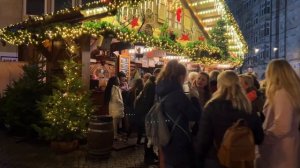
[
  {"xmin": 227, "ymin": 0, "xmax": 300, "ymax": 78},
  {"xmin": 0, "ymin": 0, "xmax": 97, "ymax": 61}
]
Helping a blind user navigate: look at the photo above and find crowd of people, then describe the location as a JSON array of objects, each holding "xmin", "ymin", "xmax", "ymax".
[{"xmin": 104, "ymin": 59, "xmax": 300, "ymax": 168}]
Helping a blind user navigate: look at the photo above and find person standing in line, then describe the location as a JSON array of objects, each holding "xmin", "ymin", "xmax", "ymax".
[
  {"xmin": 186, "ymin": 72, "xmax": 202, "ymax": 136},
  {"xmin": 135, "ymin": 68, "xmax": 161, "ymax": 164},
  {"xmin": 126, "ymin": 78, "xmax": 144, "ymax": 139},
  {"xmin": 196, "ymin": 71, "xmax": 264, "ymax": 168},
  {"xmin": 197, "ymin": 72, "xmax": 211, "ymax": 108},
  {"xmin": 239, "ymin": 74, "xmax": 265, "ymax": 121},
  {"xmin": 104, "ymin": 76, "xmax": 124, "ymax": 140},
  {"xmin": 256, "ymin": 59, "xmax": 300, "ymax": 168},
  {"xmin": 143, "ymin": 73, "xmax": 152, "ymax": 84},
  {"xmin": 186, "ymin": 72, "xmax": 200, "ymax": 99},
  {"xmin": 209, "ymin": 70, "xmax": 220, "ymax": 94},
  {"xmin": 117, "ymin": 71, "xmax": 131, "ymax": 138},
  {"xmin": 156, "ymin": 60, "xmax": 200, "ymax": 168},
  {"xmin": 247, "ymin": 72, "xmax": 260, "ymax": 90}
]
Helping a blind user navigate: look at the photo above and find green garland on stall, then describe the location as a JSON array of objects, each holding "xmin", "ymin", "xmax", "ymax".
[
  {"xmin": 0, "ymin": 20, "xmax": 242, "ymax": 65},
  {"xmin": 0, "ymin": 0, "xmax": 244, "ymax": 65}
]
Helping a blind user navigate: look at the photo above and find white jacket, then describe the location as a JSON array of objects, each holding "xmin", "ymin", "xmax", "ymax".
[{"xmin": 109, "ymin": 85, "xmax": 124, "ymax": 118}]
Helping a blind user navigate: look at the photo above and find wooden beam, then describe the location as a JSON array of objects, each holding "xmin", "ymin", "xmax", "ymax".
[{"xmin": 180, "ymin": 0, "xmax": 209, "ymax": 38}]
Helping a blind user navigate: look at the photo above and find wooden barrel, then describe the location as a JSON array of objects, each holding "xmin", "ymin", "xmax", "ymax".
[{"xmin": 87, "ymin": 115, "xmax": 113, "ymax": 159}]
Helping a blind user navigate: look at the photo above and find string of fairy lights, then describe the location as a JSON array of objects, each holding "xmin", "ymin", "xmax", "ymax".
[
  {"xmin": 219, "ymin": 0, "xmax": 248, "ymax": 54},
  {"xmin": 0, "ymin": 0, "xmax": 244, "ymax": 66}
]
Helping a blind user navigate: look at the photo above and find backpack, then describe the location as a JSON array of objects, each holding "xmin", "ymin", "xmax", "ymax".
[
  {"xmin": 145, "ymin": 91, "xmax": 183, "ymax": 147},
  {"xmin": 217, "ymin": 119, "xmax": 255, "ymax": 168}
]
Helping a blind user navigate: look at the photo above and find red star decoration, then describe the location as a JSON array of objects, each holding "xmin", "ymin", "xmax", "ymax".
[
  {"xmin": 198, "ymin": 36, "xmax": 205, "ymax": 41},
  {"xmin": 131, "ymin": 17, "xmax": 139, "ymax": 28},
  {"xmin": 180, "ymin": 34, "xmax": 190, "ymax": 41}
]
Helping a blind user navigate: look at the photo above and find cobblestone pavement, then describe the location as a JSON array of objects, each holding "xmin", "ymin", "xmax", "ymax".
[{"xmin": 0, "ymin": 131, "xmax": 157, "ymax": 168}]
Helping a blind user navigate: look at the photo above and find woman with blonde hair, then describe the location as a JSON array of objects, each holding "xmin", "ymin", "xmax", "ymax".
[
  {"xmin": 256, "ymin": 59, "xmax": 300, "ymax": 168},
  {"xmin": 197, "ymin": 70, "xmax": 264, "ymax": 168},
  {"xmin": 186, "ymin": 72, "xmax": 200, "ymax": 99}
]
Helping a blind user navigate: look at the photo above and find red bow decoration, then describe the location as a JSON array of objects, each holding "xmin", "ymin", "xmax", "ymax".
[
  {"xmin": 176, "ymin": 8, "xmax": 182, "ymax": 22},
  {"xmin": 131, "ymin": 17, "xmax": 139, "ymax": 28},
  {"xmin": 180, "ymin": 34, "xmax": 190, "ymax": 41},
  {"xmin": 198, "ymin": 36, "xmax": 205, "ymax": 41}
]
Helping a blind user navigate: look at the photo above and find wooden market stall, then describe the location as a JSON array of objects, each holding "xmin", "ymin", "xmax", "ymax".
[
  {"xmin": 0, "ymin": 0, "xmax": 248, "ymax": 116},
  {"xmin": 0, "ymin": 0, "xmax": 249, "ymax": 163}
]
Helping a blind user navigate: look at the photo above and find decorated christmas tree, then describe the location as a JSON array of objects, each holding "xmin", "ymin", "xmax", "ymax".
[
  {"xmin": 209, "ymin": 19, "xmax": 230, "ymax": 59},
  {"xmin": 36, "ymin": 59, "xmax": 93, "ymax": 141}
]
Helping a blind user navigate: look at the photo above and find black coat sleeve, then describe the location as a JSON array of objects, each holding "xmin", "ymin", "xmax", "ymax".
[
  {"xmin": 196, "ymin": 103, "xmax": 214, "ymax": 158},
  {"xmin": 248, "ymin": 112, "xmax": 264, "ymax": 145},
  {"xmin": 143, "ymin": 82, "xmax": 156, "ymax": 112},
  {"xmin": 182, "ymin": 93, "xmax": 201, "ymax": 122}
]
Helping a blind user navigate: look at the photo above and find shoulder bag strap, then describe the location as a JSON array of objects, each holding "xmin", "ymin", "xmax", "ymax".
[{"xmin": 165, "ymin": 110, "xmax": 192, "ymax": 142}]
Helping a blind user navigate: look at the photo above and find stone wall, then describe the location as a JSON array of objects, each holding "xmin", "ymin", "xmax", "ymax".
[{"xmin": 0, "ymin": 0, "xmax": 23, "ymax": 53}]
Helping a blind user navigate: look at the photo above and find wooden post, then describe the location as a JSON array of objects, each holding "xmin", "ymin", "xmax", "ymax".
[{"xmin": 79, "ymin": 36, "xmax": 91, "ymax": 90}]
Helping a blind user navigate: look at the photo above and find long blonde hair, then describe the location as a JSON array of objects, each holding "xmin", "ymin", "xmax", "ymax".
[
  {"xmin": 265, "ymin": 59, "xmax": 300, "ymax": 110},
  {"xmin": 206, "ymin": 70, "xmax": 252, "ymax": 113}
]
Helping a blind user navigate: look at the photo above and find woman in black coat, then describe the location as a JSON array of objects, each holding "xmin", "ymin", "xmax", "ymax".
[
  {"xmin": 156, "ymin": 60, "xmax": 201, "ymax": 168},
  {"xmin": 196, "ymin": 71, "xmax": 264, "ymax": 168}
]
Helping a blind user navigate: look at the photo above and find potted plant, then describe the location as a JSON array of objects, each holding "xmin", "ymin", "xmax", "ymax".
[{"xmin": 35, "ymin": 59, "xmax": 93, "ymax": 153}]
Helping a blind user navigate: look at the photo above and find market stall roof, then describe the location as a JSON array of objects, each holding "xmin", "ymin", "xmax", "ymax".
[
  {"xmin": 185, "ymin": 0, "xmax": 248, "ymax": 56},
  {"xmin": 0, "ymin": 0, "xmax": 247, "ymax": 66}
]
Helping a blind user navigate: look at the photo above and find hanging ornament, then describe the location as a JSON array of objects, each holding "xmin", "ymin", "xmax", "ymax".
[
  {"xmin": 146, "ymin": 50, "xmax": 154, "ymax": 58},
  {"xmin": 198, "ymin": 36, "xmax": 205, "ymax": 41},
  {"xmin": 131, "ymin": 17, "xmax": 139, "ymax": 28},
  {"xmin": 180, "ymin": 34, "xmax": 190, "ymax": 41},
  {"xmin": 176, "ymin": 8, "xmax": 182, "ymax": 22}
]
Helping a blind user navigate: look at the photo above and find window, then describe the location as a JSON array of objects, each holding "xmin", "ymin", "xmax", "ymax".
[
  {"xmin": 24, "ymin": 0, "xmax": 45, "ymax": 15},
  {"xmin": 53, "ymin": 0, "xmax": 74, "ymax": 12},
  {"xmin": 264, "ymin": 22, "xmax": 270, "ymax": 36},
  {"xmin": 264, "ymin": 0, "xmax": 271, "ymax": 14}
]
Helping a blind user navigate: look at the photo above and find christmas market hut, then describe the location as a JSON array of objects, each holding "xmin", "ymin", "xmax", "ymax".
[
  {"xmin": 0, "ymin": 0, "xmax": 249, "ymax": 156},
  {"xmin": 0, "ymin": 0, "xmax": 248, "ymax": 111}
]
